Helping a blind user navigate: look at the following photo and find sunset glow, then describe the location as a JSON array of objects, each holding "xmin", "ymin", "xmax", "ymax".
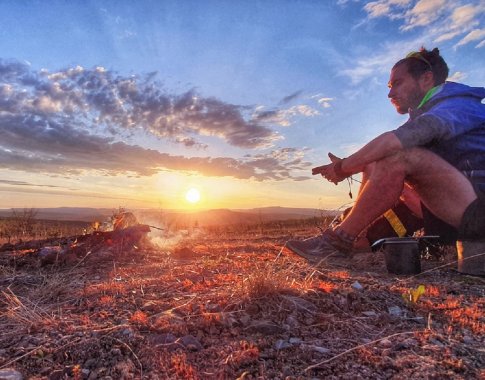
[
  {"xmin": 0, "ymin": 2, "xmax": 482, "ymax": 211},
  {"xmin": 185, "ymin": 188, "xmax": 201, "ymax": 204}
]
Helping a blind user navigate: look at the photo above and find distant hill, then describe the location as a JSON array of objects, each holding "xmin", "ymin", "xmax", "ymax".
[
  {"xmin": 0, "ymin": 207, "xmax": 114, "ymax": 222},
  {"xmin": 0, "ymin": 206, "xmax": 336, "ymax": 226},
  {"xmin": 237, "ymin": 206, "xmax": 334, "ymax": 218}
]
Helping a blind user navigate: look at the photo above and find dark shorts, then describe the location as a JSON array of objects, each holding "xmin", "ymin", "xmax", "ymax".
[
  {"xmin": 365, "ymin": 171, "xmax": 485, "ymax": 243},
  {"xmin": 459, "ymin": 171, "xmax": 485, "ymax": 239},
  {"xmin": 420, "ymin": 171, "xmax": 485, "ymax": 242},
  {"xmin": 421, "ymin": 205, "xmax": 457, "ymax": 244},
  {"xmin": 458, "ymin": 195, "xmax": 485, "ymax": 239}
]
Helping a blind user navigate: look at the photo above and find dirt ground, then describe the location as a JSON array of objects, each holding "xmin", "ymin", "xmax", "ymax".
[{"xmin": 0, "ymin": 226, "xmax": 484, "ymax": 379}]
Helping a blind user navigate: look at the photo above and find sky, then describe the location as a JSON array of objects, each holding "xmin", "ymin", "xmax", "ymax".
[{"xmin": 0, "ymin": 0, "xmax": 484, "ymax": 211}]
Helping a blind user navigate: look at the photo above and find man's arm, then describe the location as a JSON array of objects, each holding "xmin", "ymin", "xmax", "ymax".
[
  {"xmin": 313, "ymin": 132, "xmax": 403, "ymax": 183},
  {"xmin": 341, "ymin": 131, "xmax": 403, "ymax": 174}
]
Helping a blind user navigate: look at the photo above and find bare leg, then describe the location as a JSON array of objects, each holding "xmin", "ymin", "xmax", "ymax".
[
  {"xmin": 400, "ymin": 184, "xmax": 423, "ymax": 218},
  {"xmin": 338, "ymin": 148, "xmax": 477, "ymax": 237}
]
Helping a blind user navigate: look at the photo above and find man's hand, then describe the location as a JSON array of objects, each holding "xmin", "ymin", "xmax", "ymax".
[{"xmin": 312, "ymin": 153, "xmax": 350, "ymax": 184}]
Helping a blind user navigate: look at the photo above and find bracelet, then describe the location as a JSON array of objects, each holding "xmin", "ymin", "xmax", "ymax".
[{"xmin": 334, "ymin": 159, "xmax": 351, "ymax": 179}]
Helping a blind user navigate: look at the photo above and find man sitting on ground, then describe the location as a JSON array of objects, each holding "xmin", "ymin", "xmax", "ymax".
[{"xmin": 286, "ymin": 47, "xmax": 485, "ymax": 263}]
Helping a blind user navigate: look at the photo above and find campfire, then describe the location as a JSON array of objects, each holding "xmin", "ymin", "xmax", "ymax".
[{"xmin": 0, "ymin": 212, "xmax": 152, "ymax": 266}]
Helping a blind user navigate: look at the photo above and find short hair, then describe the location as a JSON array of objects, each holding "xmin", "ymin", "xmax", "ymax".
[{"xmin": 393, "ymin": 47, "xmax": 449, "ymax": 85}]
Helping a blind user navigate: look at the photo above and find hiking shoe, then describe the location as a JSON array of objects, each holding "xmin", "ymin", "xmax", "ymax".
[{"xmin": 285, "ymin": 229, "xmax": 353, "ymax": 264}]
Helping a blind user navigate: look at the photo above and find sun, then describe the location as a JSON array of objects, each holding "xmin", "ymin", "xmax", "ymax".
[{"xmin": 185, "ymin": 187, "xmax": 201, "ymax": 204}]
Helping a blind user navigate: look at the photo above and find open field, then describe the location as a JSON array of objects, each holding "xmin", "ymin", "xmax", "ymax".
[{"xmin": 0, "ymin": 221, "xmax": 484, "ymax": 379}]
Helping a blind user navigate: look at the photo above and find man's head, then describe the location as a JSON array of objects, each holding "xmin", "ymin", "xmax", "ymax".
[{"xmin": 388, "ymin": 47, "xmax": 449, "ymax": 114}]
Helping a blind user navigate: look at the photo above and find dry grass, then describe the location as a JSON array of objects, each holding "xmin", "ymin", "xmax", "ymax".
[
  {"xmin": 0, "ymin": 226, "xmax": 483, "ymax": 379},
  {"xmin": 1, "ymin": 288, "xmax": 54, "ymax": 333}
]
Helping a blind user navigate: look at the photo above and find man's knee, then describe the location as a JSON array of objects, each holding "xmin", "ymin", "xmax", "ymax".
[{"xmin": 368, "ymin": 150, "xmax": 409, "ymax": 177}]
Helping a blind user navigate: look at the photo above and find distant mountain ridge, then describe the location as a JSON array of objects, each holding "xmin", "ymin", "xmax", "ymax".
[{"xmin": 0, "ymin": 206, "xmax": 336, "ymax": 226}]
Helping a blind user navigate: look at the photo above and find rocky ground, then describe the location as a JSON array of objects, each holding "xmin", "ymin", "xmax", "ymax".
[{"xmin": 0, "ymin": 225, "xmax": 484, "ymax": 379}]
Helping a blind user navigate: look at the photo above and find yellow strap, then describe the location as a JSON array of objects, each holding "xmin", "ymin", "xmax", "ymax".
[{"xmin": 383, "ymin": 209, "xmax": 407, "ymax": 237}]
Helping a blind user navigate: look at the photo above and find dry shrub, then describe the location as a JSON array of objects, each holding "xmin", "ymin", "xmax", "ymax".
[
  {"xmin": 426, "ymin": 285, "xmax": 442, "ymax": 297},
  {"xmin": 130, "ymin": 310, "xmax": 149, "ymax": 326},
  {"xmin": 241, "ymin": 261, "xmax": 296, "ymax": 300},
  {"xmin": 327, "ymin": 270, "xmax": 350, "ymax": 279},
  {"xmin": 225, "ymin": 340, "xmax": 260, "ymax": 369},
  {"xmin": 98, "ymin": 295, "xmax": 115, "ymax": 306},
  {"xmin": 314, "ymin": 280, "xmax": 336, "ymax": 293},
  {"xmin": 152, "ymin": 313, "xmax": 189, "ymax": 335},
  {"xmin": 445, "ymin": 303, "xmax": 484, "ymax": 334},
  {"xmin": 171, "ymin": 352, "xmax": 198, "ymax": 379}
]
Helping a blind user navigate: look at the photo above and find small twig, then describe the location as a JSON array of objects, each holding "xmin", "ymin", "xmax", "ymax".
[
  {"xmin": 150, "ymin": 295, "xmax": 198, "ymax": 319},
  {"xmin": 273, "ymin": 244, "xmax": 286, "ymax": 262},
  {"xmin": 89, "ymin": 324, "xmax": 131, "ymax": 334},
  {"xmin": 304, "ymin": 330, "xmax": 420, "ymax": 372},
  {"xmin": 67, "ymin": 250, "xmax": 93, "ymax": 273},
  {"xmin": 0, "ymin": 346, "xmax": 42, "ymax": 369},
  {"xmin": 147, "ymin": 225, "xmax": 165, "ymax": 231},
  {"xmin": 396, "ymin": 251, "xmax": 485, "ymax": 283}
]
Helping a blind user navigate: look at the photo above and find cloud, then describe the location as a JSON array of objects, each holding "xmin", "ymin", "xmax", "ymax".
[
  {"xmin": 454, "ymin": 28, "xmax": 485, "ymax": 48},
  {"xmin": 279, "ymin": 90, "xmax": 303, "ymax": 105},
  {"xmin": 401, "ymin": 0, "xmax": 447, "ymax": 31},
  {"xmin": 339, "ymin": 50, "xmax": 402, "ymax": 84},
  {"xmin": 346, "ymin": 1, "xmax": 485, "ymax": 84},
  {"xmin": 252, "ymin": 104, "xmax": 320, "ymax": 127},
  {"xmin": 0, "ymin": 60, "xmax": 281, "ymax": 150},
  {"xmin": 447, "ymin": 71, "xmax": 467, "ymax": 82},
  {"xmin": 0, "ymin": 179, "xmax": 67, "ymax": 188},
  {"xmin": 364, "ymin": 0, "xmax": 411, "ymax": 19},
  {"xmin": 0, "ymin": 112, "xmax": 310, "ymax": 181},
  {"xmin": 0, "ymin": 59, "xmax": 316, "ymax": 181},
  {"xmin": 315, "ymin": 97, "xmax": 334, "ymax": 108},
  {"xmin": 361, "ymin": 1, "xmax": 484, "ymax": 44}
]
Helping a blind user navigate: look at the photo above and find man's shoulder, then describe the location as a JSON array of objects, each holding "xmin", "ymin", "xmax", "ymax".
[
  {"xmin": 423, "ymin": 82, "xmax": 485, "ymax": 115},
  {"xmin": 434, "ymin": 82, "xmax": 485, "ymax": 102}
]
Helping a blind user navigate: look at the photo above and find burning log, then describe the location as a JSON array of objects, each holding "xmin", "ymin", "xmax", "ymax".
[{"xmin": 0, "ymin": 224, "xmax": 152, "ymax": 266}]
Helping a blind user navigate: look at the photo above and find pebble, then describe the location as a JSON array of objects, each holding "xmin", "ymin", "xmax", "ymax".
[
  {"xmin": 403, "ymin": 338, "xmax": 418, "ymax": 347},
  {"xmin": 304, "ymin": 344, "xmax": 330, "ymax": 354},
  {"xmin": 148, "ymin": 333, "xmax": 177, "ymax": 345},
  {"xmin": 304, "ymin": 317, "xmax": 315, "ymax": 326},
  {"xmin": 176, "ymin": 335, "xmax": 203, "ymax": 351},
  {"xmin": 274, "ymin": 339, "xmax": 292, "ymax": 350},
  {"xmin": 362, "ymin": 311, "xmax": 378, "ymax": 317},
  {"xmin": 463, "ymin": 335, "xmax": 474, "ymax": 344},
  {"xmin": 283, "ymin": 296, "xmax": 317, "ymax": 313},
  {"xmin": 378, "ymin": 338, "xmax": 393, "ymax": 348},
  {"xmin": 121, "ymin": 328, "xmax": 135, "ymax": 338},
  {"xmin": 222, "ymin": 314, "xmax": 238, "ymax": 327},
  {"xmin": 388, "ymin": 306, "xmax": 403, "ymax": 317},
  {"xmin": 0, "ymin": 368, "xmax": 23, "ymax": 380},
  {"xmin": 285, "ymin": 315, "xmax": 299, "ymax": 328},
  {"xmin": 239, "ymin": 313, "xmax": 251, "ymax": 326},
  {"xmin": 110, "ymin": 348, "xmax": 122, "ymax": 356},
  {"xmin": 428, "ymin": 338, "xmax": 445, "ymax": 347},
  {"xmin": 246, "ymin": 320, "xmax": 285, "ymax": 335},
  {"xmin": 289, "ymin": 337, "xmax": 302, "ymax": 345},
  {"xmin": 351, "ymin": 281, "xmax": 364, "ymax": 291}
]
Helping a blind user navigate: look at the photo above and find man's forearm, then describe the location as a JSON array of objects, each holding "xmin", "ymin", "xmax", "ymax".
[{"xmin": 341, "ymin": 132, "xmax": 403, "ymax": 174}]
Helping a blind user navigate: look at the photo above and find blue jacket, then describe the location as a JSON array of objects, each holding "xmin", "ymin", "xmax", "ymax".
[{"xmin": 394, "ymin": 82, "xmax": 485, "ymax": 190}]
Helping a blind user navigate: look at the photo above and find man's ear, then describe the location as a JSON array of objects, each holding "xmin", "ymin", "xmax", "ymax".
[{"xmin": 419, "ymin": 70, "xmax": 435, "ymax": 90}]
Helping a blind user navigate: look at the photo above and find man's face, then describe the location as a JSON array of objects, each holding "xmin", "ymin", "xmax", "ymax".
[{"xmin": 387, "ymin": 63, "xmax": 428, "ymax": 114}]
